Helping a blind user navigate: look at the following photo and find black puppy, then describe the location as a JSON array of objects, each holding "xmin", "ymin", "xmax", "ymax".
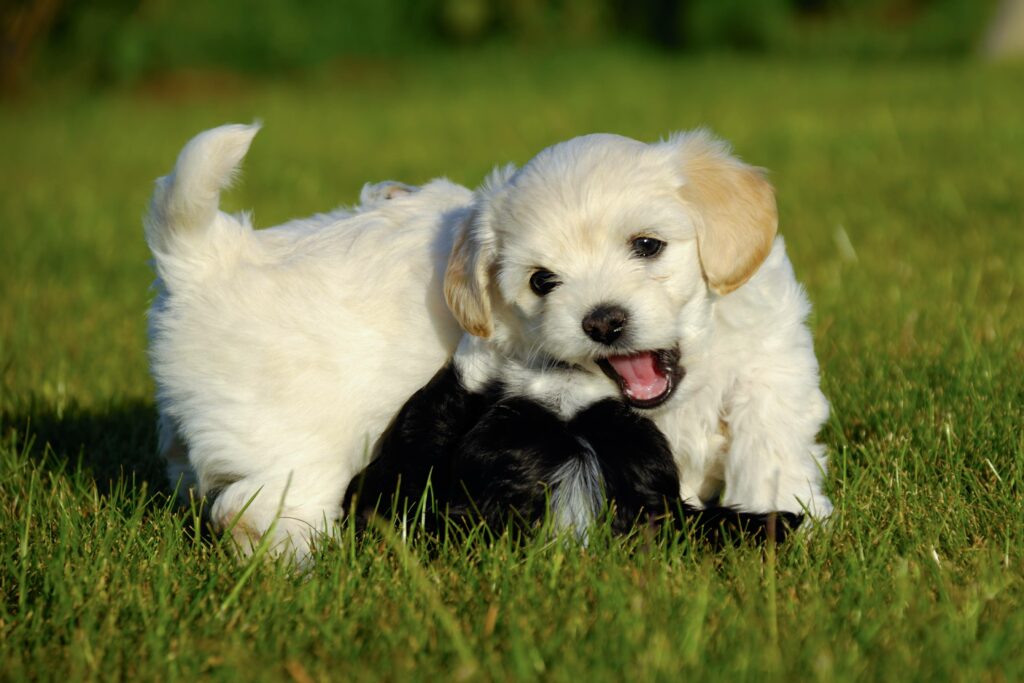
[{"xmin": 344, "ymin": 363, "xmax": 801, "ymax": 543}]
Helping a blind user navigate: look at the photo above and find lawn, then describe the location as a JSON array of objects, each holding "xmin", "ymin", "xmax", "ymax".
[{"xmin": 1, "ymin": 48, "xmax": 1022, "ymax": 681}]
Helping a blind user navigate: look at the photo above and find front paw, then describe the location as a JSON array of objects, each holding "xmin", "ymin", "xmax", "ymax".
[{"xmin": 800, "ymin": 492, "xmax": 834, "ymax": 523}]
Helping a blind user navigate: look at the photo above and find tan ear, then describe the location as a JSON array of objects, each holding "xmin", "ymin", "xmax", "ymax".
[
  {"xmin": 677, "ymin": 133, "xmax": 778, "ymax": 295},
  {"xmin": 444, "ymin": 210, "xmax": 495, "ymax": 338}
]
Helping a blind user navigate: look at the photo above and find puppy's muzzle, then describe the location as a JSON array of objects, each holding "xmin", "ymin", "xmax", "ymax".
[{"xmin": 582, "ymin": 304, "xmax": 628, "ymax": 345}]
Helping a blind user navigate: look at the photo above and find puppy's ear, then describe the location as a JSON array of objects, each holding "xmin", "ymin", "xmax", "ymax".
[
  {"xmin": 444, "ymin": 208, "xmax": 496, "ymax": 338},
  {"xmin": 445, "ymin": 164, "xmax": 515, "ymax": 338},
  {"xmin": 675, "ymin": 131, "xmax": 778, "ymax": 295}
]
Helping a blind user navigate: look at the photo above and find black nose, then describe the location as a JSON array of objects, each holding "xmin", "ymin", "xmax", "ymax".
[{"xmin": 582, "ymin": 305, "xmax": 628, "ymax": 345}]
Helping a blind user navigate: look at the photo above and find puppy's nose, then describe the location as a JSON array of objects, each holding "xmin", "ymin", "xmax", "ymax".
[{"xmin": 582, "ymin": 305, "xmax": 628, "ymax": 345}]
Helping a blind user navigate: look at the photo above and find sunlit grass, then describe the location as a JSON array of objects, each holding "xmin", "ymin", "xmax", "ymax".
[{"xmin": 1, "ymin": 50, "xmax": 1022, "ymax": 681}]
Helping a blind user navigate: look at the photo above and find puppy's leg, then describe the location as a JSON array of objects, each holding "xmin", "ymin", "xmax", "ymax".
[
  {"xmin": 211, "ymin": 462, "xmax": 349, "ymax": 562},
  {"xmin": 720, "ymin": 374, "xmax": 833, "ymax": 521},
  {"xmin": 655, "ymin": 387, "xmax": 729, "ymax": 507}
]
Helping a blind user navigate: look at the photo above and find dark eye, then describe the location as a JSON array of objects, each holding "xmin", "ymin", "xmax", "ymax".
[
  {"xmin": 631, "ymin": 236, "xmax": 666, "ymax": 258},
  {"xmin": 529, "ymin": 269, "xmax": 561, "ymax": 297}
]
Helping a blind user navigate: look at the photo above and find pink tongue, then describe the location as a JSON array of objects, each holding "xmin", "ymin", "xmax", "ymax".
[{"xmin": 607, "ymin": 352, "xmax": 669, "ymax": 401}]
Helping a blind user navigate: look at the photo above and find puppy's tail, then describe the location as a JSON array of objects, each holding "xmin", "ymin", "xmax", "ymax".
[{"xmin": 144, "ymin": 123, "xmax": 260, "ymax": 285}]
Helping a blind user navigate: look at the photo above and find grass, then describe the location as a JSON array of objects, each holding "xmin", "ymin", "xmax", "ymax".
[{"xmin": 2, "ymin": 47, "xmax": 1023, "ymax": 681}]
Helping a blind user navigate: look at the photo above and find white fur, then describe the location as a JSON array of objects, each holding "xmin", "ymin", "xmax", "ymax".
[
  {"xmin": 147, "ymin": 124, "xmax": 830, "ymax": 560},
  {"xmin": 549, "ymin": 437, "xmax": 605, "ymax": 539},
  {"xmin": 146, "ymin": 125, "xmax": 468, "ymax": 558},
  {"xmin": 448, "ymin": 132, "xmax": 833, "ymax": 520}
]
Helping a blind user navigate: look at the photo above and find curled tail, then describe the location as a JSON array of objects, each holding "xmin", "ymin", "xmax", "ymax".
[{"xmin": 144, "ymin": 123, "xmax": 260, "ymax": 270}]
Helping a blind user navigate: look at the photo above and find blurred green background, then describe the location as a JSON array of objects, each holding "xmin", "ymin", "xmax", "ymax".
[{"xmin": 1, "ymin": 0, "xmax": 1009, "ymax": 92}]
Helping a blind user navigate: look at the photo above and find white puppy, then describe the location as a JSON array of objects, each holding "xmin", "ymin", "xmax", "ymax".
[
  {"xmin": 445, "ymin": 131, "xmax": 832, "ymax": 521},
  {"xmin": 146, "ymin": 124, "xmax": 830, "ymax": 559},
  {"xmin": 146, "ymin": 124, "xmax": 466, "ymax": 557}
]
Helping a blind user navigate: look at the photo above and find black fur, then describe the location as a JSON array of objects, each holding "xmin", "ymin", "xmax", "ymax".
[
  {"xmin": 344, "ymin": 363, "xmax": 802, "ymax": 544},
  {"xmin": 341, "ymin": 361, "xmax": 493, "ymax": 520}
]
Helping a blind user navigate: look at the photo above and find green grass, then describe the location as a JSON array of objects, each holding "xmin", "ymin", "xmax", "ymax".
[{"xmin": 2, "ymin": 49, "xmax": 1023, "ymax": 681}]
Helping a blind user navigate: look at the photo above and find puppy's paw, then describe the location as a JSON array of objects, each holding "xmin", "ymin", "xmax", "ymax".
[
  {"xmin": 796, "ymin": 492, "xmax": 834, "ymax": 524},
  {"xmin": 224, "ymin": 514, "xmax": 319, "ymax": 564},
  {"xmin": 789, "ymin": 493, "xmax": 834, "ymax": 538},
  {"xmin": 210, "ymin": 481, "xmax": 331, "ymax": 564}
]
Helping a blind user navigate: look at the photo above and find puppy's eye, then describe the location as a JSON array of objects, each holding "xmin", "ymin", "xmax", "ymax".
[
  {"xmin": 529, "ymin": 269, "xmax": 561, "ymax": 297},
  {"xmin": 631, "ymin": 236, "xmax": 666, "ymax": 259}
]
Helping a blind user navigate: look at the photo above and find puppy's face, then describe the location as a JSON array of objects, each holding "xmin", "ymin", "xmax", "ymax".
[{"xmin": 446, "ymin": 131, "xmax": 777, "ymax": 410}]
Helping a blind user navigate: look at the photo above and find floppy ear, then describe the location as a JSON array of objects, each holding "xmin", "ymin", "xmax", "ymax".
[
  {"xmin": 444, "ymin": 208, "xmax": 496, "ymax": 338},
  {"xmin": 444, "ymin": 165, "xmax": 516, "ymax": 338},
  {"xmin": 675, "ymin": 131, "xmax": 778, "ymax": 295}
]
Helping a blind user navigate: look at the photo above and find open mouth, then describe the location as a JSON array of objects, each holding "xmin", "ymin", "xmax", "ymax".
[{"xmin": 596, "ymin": 348, "xmax": 683, "ymax": 409}]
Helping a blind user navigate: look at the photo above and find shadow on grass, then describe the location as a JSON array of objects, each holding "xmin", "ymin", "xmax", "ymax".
[{"xmin": 2, "ymin": 399, "xmax": 167, "ymax": 496}]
